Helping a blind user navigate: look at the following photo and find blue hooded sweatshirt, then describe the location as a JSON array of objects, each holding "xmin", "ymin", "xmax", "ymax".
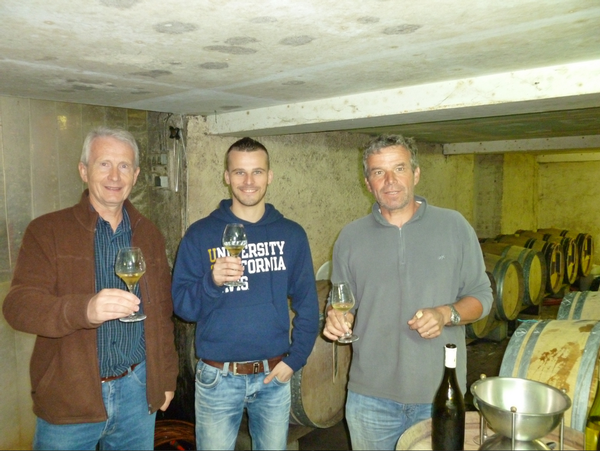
[{"xmin": 172, "ymin": 199, "xmax": 319, "ymax": 372}]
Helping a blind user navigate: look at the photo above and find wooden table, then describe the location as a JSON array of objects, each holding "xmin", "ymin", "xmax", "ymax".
[{"xmin": 396, "ymin": 411, "xmax": 584, "ymax": 450}]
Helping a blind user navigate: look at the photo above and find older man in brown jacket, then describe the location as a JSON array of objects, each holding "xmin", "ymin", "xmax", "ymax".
[{"xmin": 3, "ymin": 127, "xmax": 178, "ymax": 450}]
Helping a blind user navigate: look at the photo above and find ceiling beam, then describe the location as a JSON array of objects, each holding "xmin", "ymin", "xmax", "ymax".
[
  {"xmin": 205, "ymin": 59, "xmax": 600, "ymax": 136},
  {"xmin": 536, "ymin": 152, "xmax": 600, "ymax": 163},
  {"xmin": 443, "ymin": 135, "xmax": 600, "ymax": 154}
]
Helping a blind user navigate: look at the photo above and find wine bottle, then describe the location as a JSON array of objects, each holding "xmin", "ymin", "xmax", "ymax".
[
  {"xmin": 585, "ymin": 378, "xmax": 600, "ymax": 450},
  {"xmin": 432, "ymin": 343, "xmax": 465, "ymax": 451}
]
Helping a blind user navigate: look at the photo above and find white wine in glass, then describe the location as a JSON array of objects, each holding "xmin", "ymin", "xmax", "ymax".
[
  {"xmin": 222, "ymin": 223, "xmax": 247, "ymax": 287},
  {"xmin": 331, "ymin": 282, "xmax": 358, "ymax": 343},
  {"xmin": 115, "ymin": 247, "xmax": 147, "ymax": 322},
  {"xmin": 225, "ymin": 244, "xmax": 245, "ymax": 258}
]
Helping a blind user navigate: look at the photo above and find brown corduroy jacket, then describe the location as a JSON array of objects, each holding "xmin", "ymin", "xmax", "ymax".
[{"xmin": 3, "ymin": 191, "xmax": 178, "ymax": 424}]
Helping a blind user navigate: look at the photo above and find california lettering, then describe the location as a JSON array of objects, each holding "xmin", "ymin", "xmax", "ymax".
[{"xmin": 207, "ymin": 240, "xmax": 287, "ymax": 275}]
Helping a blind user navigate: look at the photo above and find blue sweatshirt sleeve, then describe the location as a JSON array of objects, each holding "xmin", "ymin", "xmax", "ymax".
[
  {"xmin": 172, "ymin": 230, "xmax": 222, "ymax": 322},
  {"xmin": 284, "ymin": 230, "xmax": 320, "ymax": 371}
]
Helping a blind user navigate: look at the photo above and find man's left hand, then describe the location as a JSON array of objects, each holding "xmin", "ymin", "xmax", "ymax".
[
  {"xmin": 263, "ymin": 361, "xmax": 293, "ymax": 384},
  {"xmin": 407, "ymin": 307, "xmax": 446, "ymax": 339}
]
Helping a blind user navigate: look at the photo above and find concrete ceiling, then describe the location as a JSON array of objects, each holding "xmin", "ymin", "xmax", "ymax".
[{"xmin": 1, "ymin": 0, "xmax": 599, "ymax": 145}]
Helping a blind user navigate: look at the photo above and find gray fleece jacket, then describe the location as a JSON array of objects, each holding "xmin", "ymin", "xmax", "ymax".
[{"xmin": 331, "ymin": 196, "xmax": 493, "ymax": 404}]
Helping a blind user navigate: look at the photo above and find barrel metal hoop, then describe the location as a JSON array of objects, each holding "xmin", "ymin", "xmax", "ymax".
[
  {"xmin": 289, "ymin": 368, "xmax": 318, "ymax": 427},
  {"xmin": 557, "ymin": 292, "xmax": 576, "ymax": 319},
  {"xmin": 516, "ymin": 320, "xmax": 546, "ymax": 380},
  {"xmin": 572, "ymin": 291, "xmax": 590, "ymax": 320},
  {"xmin": 570, "ymin": 320, "xmax": 600, "ymax": 431},
  {"xmin": 499, "ymin": 320, "xmax": 546, "ymax": 378},
  {"xmin": 493, "ymin": 260, "xmax": 507, "ymax": 320}
]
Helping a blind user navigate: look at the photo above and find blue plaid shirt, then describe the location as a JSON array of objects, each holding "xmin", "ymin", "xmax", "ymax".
[{"xmin": 95, "ymin": 209, "xmax": 146, "ymax": 378}]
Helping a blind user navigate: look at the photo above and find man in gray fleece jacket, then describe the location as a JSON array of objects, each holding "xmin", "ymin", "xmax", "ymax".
[{"xmin": 323, "ymin": 134, "xmax": 493, "ymax": 450}]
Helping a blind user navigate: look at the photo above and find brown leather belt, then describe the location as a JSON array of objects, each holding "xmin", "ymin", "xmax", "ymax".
[
  {"xmin": 201, "ymin": 355, "xmax": 285, "ymax": 375},
  {"xmin": 101, "ymin": 363, "xmax": 139, "ymax": 383}
]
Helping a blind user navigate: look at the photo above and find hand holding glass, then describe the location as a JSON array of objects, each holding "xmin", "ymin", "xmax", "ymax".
[
  {"xmin": 222, "ymin": 223, "xmax": 247, "ymax": 287},
  {"xmin": 330, "ymin": 282, "xmax": 358, "ymax": 343},
  {"xmin": 115, "ymin": 247, "xmax": 147, "ymax": 322}
]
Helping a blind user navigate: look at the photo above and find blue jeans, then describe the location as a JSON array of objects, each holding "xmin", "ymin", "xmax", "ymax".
[
  {"xmin": 33, "ymin": 361, "xmax": 156, "ymax": 450},
  {"xmin": 345, "ymin": 390, "xmax": 432, "ymax": 450},
  {"xmin": 195, "ymin": 360, "xmax": 291, "ymax": 450}
]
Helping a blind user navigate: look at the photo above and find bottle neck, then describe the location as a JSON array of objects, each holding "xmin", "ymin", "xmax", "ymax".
[{"xmin": 445, "ymin": 345, "xmax": 457, "ymax": 369}]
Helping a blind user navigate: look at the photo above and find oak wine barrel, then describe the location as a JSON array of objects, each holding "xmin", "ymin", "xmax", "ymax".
[
  {"xmin": 499, "ymin": 319, "xmax": 600, "ymax": 431},
  {"xmin": 495, "ymin": 234, "xmax": 564, "ymax": 294},
  {"xmin": 395, "ymin": 411, "xmax": 584, "ymax": 450},
  {"xmin": 289, "ymin": 280, "xmax": 352, "ymax": 428},
  {"xmin": 482, "ymin": 253, "xmax": 523, "ymax": 321},
  {"xmin": 558, "ymin": 291, "xmax": 600, "ymax": 320},
  {"xmin": 466, "ymin": 272, "xmax": 499, "ymax": 339},
  {"xmin": 480, "ymin": 241, "xmax": 546, "ymax": 307},
  {"xmin": 516, "ymin": 230, "xmax": 579, "ymax": 285},
  {"xmin": 538, "ymin": 228, "xmax": 595, "ymax": 277}
]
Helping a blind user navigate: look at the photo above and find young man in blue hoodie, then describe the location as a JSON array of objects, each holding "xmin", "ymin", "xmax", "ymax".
[{"xmin": 172, "ymin": 137, "xmax": 319, "ymax": 450}]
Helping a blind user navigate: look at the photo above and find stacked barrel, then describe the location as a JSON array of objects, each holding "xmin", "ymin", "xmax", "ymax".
[
  {"xmin": 537, "ymin": 228, "xmax": 595, "ymax": 278},
  {"xmin": 491, "ymin": 231, "xmax": 596, "ymax": 432},
  {"xmin": 499, "ymin": 289, "xmax": 600, "ymax": 432},
  {"xmin": 467, "ymin": 228, "xmax": 594, "ymax": 339}
]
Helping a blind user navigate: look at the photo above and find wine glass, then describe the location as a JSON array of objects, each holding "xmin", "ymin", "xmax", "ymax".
[
  {"xmin": 330, "ymin": 282, "xmax": 358, "ymax": 343},
  {"xmin": 115, "ymin": 247, "xmax": 147, "ymax": 322},
  {"xmin": 222, "ymin": 223, "xmax": 247, "ymax": 287}
]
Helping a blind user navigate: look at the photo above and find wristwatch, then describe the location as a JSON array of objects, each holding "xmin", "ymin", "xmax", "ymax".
[{"xmin": 448, "ymin": 304, "xmax": 461, "ymax": 326}]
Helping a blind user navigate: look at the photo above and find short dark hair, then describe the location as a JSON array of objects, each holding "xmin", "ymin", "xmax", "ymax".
[
  {"xmin": 225, "ymin": 137, "xmax": 270, "ymax": 169},
  {"xmin": 362, "ymin": 134, "xmax": 419, "ymax": 178}
]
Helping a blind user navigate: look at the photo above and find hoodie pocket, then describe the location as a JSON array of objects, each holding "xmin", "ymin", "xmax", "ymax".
[{"xmin": 200, "ymin": 302, "xmax": 288, "ymax": 355}]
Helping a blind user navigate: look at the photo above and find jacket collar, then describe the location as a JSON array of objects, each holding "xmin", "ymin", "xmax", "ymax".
[
  {"xmin": 73, "ymin": 189, "xmax": 141, "ymax": 232},
  {"xmin": 372, "ymin": 195, "xmax": 428, "ymax": 228}
]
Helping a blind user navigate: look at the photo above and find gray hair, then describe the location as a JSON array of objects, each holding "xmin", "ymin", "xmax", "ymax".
[
  {"xmin": 80, "ymin": 127, "xmax": 140, "ymax": 168},
  {"xmin": 362, "ymin": 134, "xmax": 419, "ymax": 178}
]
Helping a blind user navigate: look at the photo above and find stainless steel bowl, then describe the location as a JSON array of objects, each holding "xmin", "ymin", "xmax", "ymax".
[{"xmin": 470, "ymin": 377, "xmax": 572, "ymax": 441}]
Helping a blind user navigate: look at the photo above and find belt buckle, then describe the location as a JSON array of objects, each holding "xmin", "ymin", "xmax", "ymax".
[{"xmin": 231, "ymin": 361, "xmax": 261, "ymax": 375}]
